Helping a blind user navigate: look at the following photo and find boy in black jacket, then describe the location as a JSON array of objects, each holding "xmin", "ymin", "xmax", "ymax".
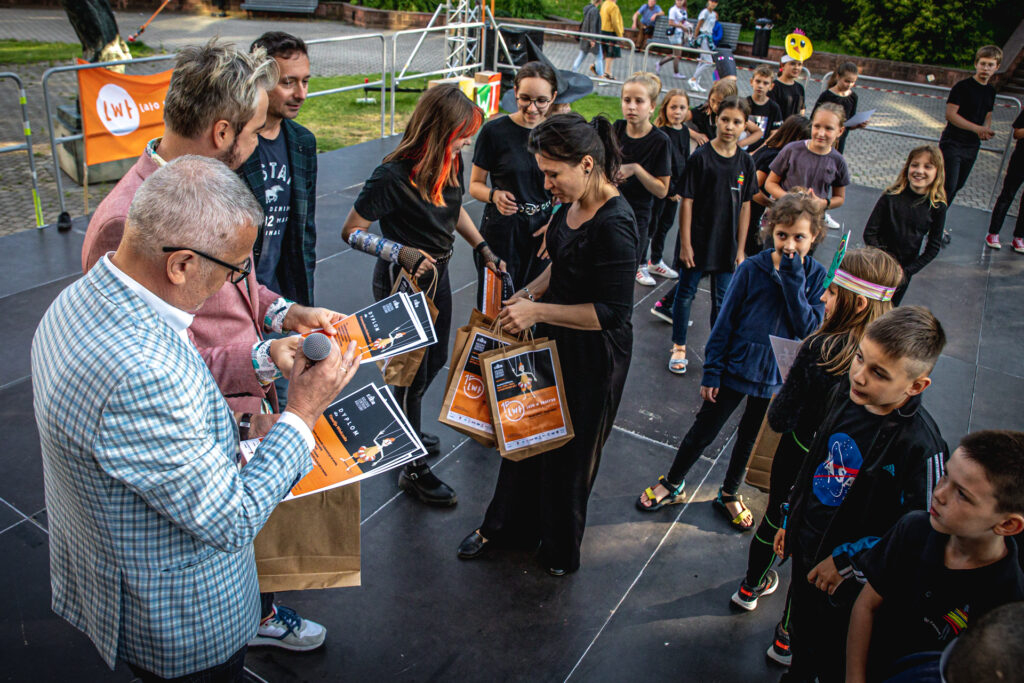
[{"xmin": 775, "ymin": 306, "xmax": 948, "ymax": 683}]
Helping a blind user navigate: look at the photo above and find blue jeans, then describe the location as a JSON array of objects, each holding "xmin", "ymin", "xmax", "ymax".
[
  {"xmin": 671, "ymin": 268, "xmax": 733, "ymax": 346},
  {"xmin": 571, "ymin": 43, "xmax": 603, "ymax": 76}
]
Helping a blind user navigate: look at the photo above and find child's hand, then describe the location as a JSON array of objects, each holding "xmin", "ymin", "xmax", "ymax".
[
  {"xmin": 700, "ymin": 385, "xmax": 718, "ymax": 403},
  {"xmin": 773, "ymin": 528, "xmax": 785, "ymax": 557},
  {"xmin": 670, "ymin": 194, "xmax": 681, "ymax": 202},
  {"xmin": 978, "ymin": 126, "xmax": 996, "ymax": 141},
  {"xmin": 617, "ymin": 163, "xmax": 638, "ymax": 181},
  {"xmin": 691, "ymin": 131, "xmax": 709, "ymax": 146},
  {"xmin": 735, "ymin": 250, "xmax": 746, "ymax": 267},
  {"xmin": 678, "ymin": 242, "xmax": 695, "ymax": 269},
  {"xmin": 807, "ymin": 556, "xmax": 845, "ymax": 594}
]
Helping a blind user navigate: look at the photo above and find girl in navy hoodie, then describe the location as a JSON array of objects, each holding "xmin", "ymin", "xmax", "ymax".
[{"xmin": 637, "ymin": 190, "xmax": 827, "ymax": 530}]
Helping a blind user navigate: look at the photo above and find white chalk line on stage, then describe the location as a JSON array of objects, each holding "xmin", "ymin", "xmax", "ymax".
[
  {"xmin": 242, "ymin": 666, "xmax": 271, "ymax": 683},
  {"xmin": 563, "ymin": 429, "xmax": 738, "ymax": 682},
  {"xmin": 0, "ymin": 374, "xmax": 31, "ymax": 393},
  {"xmin": 359, "ymin": 437, "xmax": 471, "ymax": 527},
  {"xmin": 0, "ymin": 496, "xmax": 48, "ymax": 537},
  {"xmin": 611, "ymin": 425, "xmax": 676, "ymax": 451},
  {"xmin": 969, "ymin": 244, "xmax": 995, "ymax": 431}
]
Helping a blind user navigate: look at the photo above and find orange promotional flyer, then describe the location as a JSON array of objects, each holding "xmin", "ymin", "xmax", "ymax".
[
  {"xmin": 308, "ymin": 293, "xmax": 428, "ymax": 364},
  {"xmin": 480, "ymin": 267, "xmax": 503, "ymax": 319},
  {"xmin": 481, "ymin": 342, "xmax": 573, "ymax": 457},
  {"xmin": 239, "ymin": 384, "xmax": 426, "ymax": 499},
  {"xmin": 77, "ymin": 61, "xmax": 172, "ymax": 165}
]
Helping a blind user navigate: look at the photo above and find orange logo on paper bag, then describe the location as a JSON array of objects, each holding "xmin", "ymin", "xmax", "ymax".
[{"xmin": 77, "ymin": 61, "xmax": 172, "ymax": 165}]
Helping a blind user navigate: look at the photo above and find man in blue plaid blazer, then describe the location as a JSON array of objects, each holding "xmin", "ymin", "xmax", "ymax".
[{"xmin": 31, "ymin": 157, "xmax": 357, "ymax": 680}]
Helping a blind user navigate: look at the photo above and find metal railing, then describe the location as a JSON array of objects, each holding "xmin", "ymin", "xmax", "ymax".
[
  {"xmin": 492, "ymin": 21, "xmax": 637, "ymax": 86},
  {"xmin": 306, "ymin": 33, "xmax": 388, "ymax": 139},
  {"xmin": 390, "ymin": 21, "xmax": 486, "ymax": 134},
  {"xmin": 821, "ymin": 71, "xmax": 1022, "ymax": 207},
  {"xmin": 0, "ymin": 72, "xmax": 43, "ymax": 228},
  {"xmin": 41, "ymin": 54, "xmax": 177, "ymax": 229},
  {"xmin": 640, "ymin": 42, "xmax": 810, "ymax": 98}
]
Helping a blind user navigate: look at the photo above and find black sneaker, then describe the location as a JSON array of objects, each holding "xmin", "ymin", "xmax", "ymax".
[
  {"xmin": 650, "ymin": 299, "xmax": 673, "ymax": 324},
  {"xmin": 766, "ymin": 621, "xmax": 792, "ymax": 667},
  {"xmin": 398, "ymin": 464, "xmax": 457, "ymax": 506},
  {"xmin": 730, "ymin": 569, "xmax": 779, "ymax": 611}
]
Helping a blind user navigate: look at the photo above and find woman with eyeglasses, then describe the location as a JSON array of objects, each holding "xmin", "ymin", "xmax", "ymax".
[
  {"xmin": 469, "ymin": 62, "xmax": 559, "ymax": 291},
  {"xmin": 342, "ymin": 85, "xmax": 504, "ymax": 508}
]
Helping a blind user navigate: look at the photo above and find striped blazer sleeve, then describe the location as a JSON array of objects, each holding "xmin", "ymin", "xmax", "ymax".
[{"xmin": 93, "ymin": 361, "xmax": 312, "ymax": 552}]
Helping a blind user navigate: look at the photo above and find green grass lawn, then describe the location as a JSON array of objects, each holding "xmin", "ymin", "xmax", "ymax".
[
  {"xmin": 0, "ymin": 39, "xmax": 157, "ymax": 65},
  {"xmin": 299, "ymin": 72, "xmax": 627, "ymax": 153},
  {"xmin": 297, "ymin": 73, "xmax": 434, "ymax": 152}
]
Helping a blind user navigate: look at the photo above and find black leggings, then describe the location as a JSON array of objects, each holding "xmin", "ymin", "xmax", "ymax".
[
  {"xmin": 989, "ymin": 147, "xmax": 1024, "ymax": 239},
  {"xmin": 744, "ymin": 431, "xmax": 806, "ymax": 587},
  {"xmin": 940, "ymin": 142, "xmax": 978, "ymax": 207},
  {"xmin": 649, "ymin": 196, "xmax": 677, "ymax": 264},
  {"xmin": 666, "ymin": 385, "xmax": 771, "ymax": 494},
  {"xmin": 373, "ymin": 261, "xmax": 453, "ymax": 459}
]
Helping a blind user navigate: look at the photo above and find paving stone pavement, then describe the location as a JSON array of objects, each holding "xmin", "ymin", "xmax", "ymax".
[{"xmin": 0, "ymin": 7, "xmax": 1020, "ymax": 236}]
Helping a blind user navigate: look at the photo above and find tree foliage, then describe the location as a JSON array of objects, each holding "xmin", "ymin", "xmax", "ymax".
[{"xmin": 840, "ymin": 0, "xmax": 1000, "ymax": 64}]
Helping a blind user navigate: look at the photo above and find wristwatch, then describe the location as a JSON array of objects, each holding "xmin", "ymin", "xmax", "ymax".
[{"xmin": 238, "ymin": 413, "xmax": 253, "ymax": 441}]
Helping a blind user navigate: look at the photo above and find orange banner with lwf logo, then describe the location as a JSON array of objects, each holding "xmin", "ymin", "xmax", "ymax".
[{"xmin": 77, "ymin": 61, "xmax": 173, "ymax": 165}]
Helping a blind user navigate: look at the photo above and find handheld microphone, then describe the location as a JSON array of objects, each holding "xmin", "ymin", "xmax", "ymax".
[{"xmin": 302, "ymin": 332, "xmax": 333, "ymax": 363}]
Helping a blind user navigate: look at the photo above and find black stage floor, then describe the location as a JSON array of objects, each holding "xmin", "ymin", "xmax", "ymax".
[{"xmin": 3, "ymin": 136, "xmax": 1023, "ymax": 682}]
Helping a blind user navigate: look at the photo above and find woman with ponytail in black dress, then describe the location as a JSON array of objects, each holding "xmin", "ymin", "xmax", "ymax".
[{"xmin": 457, "ymin": 114, "xmax": 636, "ymax": 575}]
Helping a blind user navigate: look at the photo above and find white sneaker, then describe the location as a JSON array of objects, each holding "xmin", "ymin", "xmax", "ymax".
[
  {"xmin": 248, "ymin": 605, "xmax": 326, "ymax": 652},
  {"xmin": 687, "ymin": 78, "xmax": 706, "ymax": 93},
  {"xmin": 635, "ymin": 265, "xmax": 656, "ymax": 286},
  {"xmin": 648, "ymin": 260, "xmax": 679, "ymax": 279},
  {"xmin": 673, "ymin": 71, "xmax": 684, "ymax": 79},
  {"xmin": 824, "ymin": 212, "xmax": 841, "ymax": 229}
]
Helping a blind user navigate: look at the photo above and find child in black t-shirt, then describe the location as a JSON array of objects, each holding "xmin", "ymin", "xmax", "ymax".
[
  {"xmin": 939, "ymin": 45, "xmax": 1001, "ymax": 212},
  {"xmin": 648, "ymin": 89, "xmax": 690, "ymax": 283},
  {"xmin": 846, "ymin": 431, "xmax": 1024, "ymax": 683},
  {"xmin": 745, "ymin": 64, "xmax": 783, "ymax": 153},
  {"xmin": 776, "ymin": 306, "xmax": 948, "ymax": 683},
  {"xmin": 945, "ymin": 602, "xmax": 1024, "ymax": 683},
  {"xmin": 614, "ymin": 71, "xmax": 672, "ymax": 286},
  {"xmin": 667, "ymin": 95, "xmax": 756, "ymax": 376},
  {"xmin": 770, "ymin": 55, "xmax": 805, "ymax": 120},
  {"xmin": 746, "ymin": 114, "xmax": 810, "ymax": 257},
  {"xmin": 686, "ymin": 78, "xmax": 736, "ymax": 146},
  {"xmin": 813, "ymin": 61, "xmax": 866, "ymax": 155}
]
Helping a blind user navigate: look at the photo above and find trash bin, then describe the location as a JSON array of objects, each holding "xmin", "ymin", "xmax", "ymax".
[{"xmin": 752, "ymin": 18, "xmax": 773, "ymax": 58}]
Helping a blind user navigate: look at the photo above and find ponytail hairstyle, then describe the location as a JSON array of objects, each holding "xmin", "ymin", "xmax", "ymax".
[
  {"xmin": 886, "ymin": 144, "xmax": 947, "ymax": 208},
  {"xmin": 758, "ymin": 114, "xmax": 810, "ymax": 152},
  {"xmin": 760, "ymin": 187, "xmax": 826, "ymax": 246},
  {"xmin": 826, "ymin": 61, "xmax": 859, "ymax": 89},
  {"xmin": 809, "ymin": 247, "xmax": 904, "ymax": 375},
  {"xmin": 528, "ymin": 112, "xmax": 622, "ymax": 182},
  {"xmin": 813, "ymin": 101, "xmax": 847, "ymax": 128},
  {"xmin": 654, "ymin": 88, "xmax": 689, "ymax": 127},
  {"xmin": 514, "ymin": 60, "xmax": 559, "ymax": 99},
  {"xmin": 385, "ymin": 85, "xmax": 483, "ymax": 206},
  {"xmin": 622, "ymin": 71, "xmax": 662, "ymax": 104}
]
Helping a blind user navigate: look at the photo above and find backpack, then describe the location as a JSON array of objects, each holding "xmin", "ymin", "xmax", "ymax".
[{"xmin": 712, "ymin": 19, "xmax": 723, "ymax": 46}]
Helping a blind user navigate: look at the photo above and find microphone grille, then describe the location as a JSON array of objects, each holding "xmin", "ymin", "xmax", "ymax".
[{"xmin": 302, "ymin": 332, "xmax": 333, "ymax": 362}]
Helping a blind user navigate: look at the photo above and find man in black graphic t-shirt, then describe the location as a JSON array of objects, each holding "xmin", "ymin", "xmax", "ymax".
[{"xmin": 240, "ymin": 31, "xmax": 319, "ymax": 307}]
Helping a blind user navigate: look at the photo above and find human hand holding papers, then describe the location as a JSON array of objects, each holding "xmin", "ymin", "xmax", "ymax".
[
  {"xmin": 844, "ymin": 109, "xmax": 874, "ymax": 129},
  {"xmin": 240, "ymin": 383, "xmax": 428, "ymax": 499},
  {"xmin": 305, "ymin": 292, "xmax": 436, "ymax": 365}
]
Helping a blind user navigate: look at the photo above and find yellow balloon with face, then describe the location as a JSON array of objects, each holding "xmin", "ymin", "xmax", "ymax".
[{"xmin": 785, "ymin": 31, "xmax": 813, "ymax": 62}]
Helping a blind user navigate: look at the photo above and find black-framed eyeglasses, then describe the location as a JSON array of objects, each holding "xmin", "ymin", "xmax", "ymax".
[
  {"xmin": 162, "ymin": 246, "xmax": 252, "ymax": 284},
  {"xmin": 516, "ymin": 95, "xmax": 553, "ymax": 110}
]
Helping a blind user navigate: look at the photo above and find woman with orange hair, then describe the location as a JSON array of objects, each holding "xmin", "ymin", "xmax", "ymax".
[{"xmin": 342, "ymin": 85, "xmax": 503, "ymax": 507}]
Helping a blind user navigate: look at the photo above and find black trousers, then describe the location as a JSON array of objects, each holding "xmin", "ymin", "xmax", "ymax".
[
  {"xmin": 127, "ymin": 646, "xmax": 247, "ymax": 683},
  {"xmin": 988, "ymin": 147, "xmax": 1024, "ymax": 239},
  {"xmin": 373, "ymin": 260, "xmax": 453, "ymax": 458},
  {"xmin": 649, "ymin": 196, "xmax": 677, "ymax": 264},
  {"xmin": 631, "ymin": 200, "xmax": 653, "ymax": 268},
  {"xmin": 940, "ymin": 142, "xmax": 979, "ymax": 206},
  {"xmin": 666, "ymin": 385, "xmax": 771, "ymax": 494},
  {"xmin": 891, "ymin": 273, "xmax": 912, "ymax": 306},
  {"xmin": 744, "ymin": 431, "xmax": 805, "ymax": 587},
  {"xmin": 782, "ymin": 554, "xmax": 857, "ymax": 683}
]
